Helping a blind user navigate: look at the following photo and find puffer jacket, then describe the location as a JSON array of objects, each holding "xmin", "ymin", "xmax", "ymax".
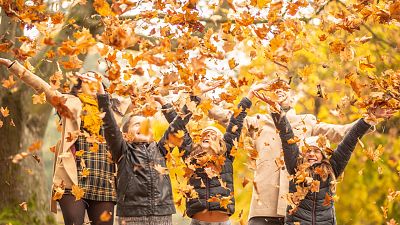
[
  {"xmin": 271, "ymin": 113, "xmax": 371, "ymax": 225},
  {"xmin": 98, "ymin": 94, "xmax": 176, "ymax": 217},
  {"xmin": 162, "ymin": 97, "xmax": 252, "ymax": 217}
]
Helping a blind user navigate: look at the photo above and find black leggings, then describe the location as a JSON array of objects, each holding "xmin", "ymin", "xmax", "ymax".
[{"xmin": 58, "ymin": 194, "xmax": 115, "ymax": 225}]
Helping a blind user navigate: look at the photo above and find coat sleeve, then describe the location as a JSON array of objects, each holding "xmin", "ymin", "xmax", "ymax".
[
  {"xmin": 271, "ymin": 112, "xmax": 299, "ymax": 175},
  {"xmin": 208, "ymin": 105, "xmax": 233, "ymax": 128},
  {"xmin": 329, "ymin": 119, "xmax": 371, "ymax": 177},
  {"xmin": 311, "ymin": 119, "xmax": 358, "ymax": 143},
  {"xmin": 224, "ymin": 97, "xmax": 252, "ymax": 158},
  {"xmin": 158, "ymin": 113, "xmax": 193, "ymax": 158},
  {"xmin": 97, "ymin": 94, "xmax": 128, "ymax": 162},
  {"xmin": 161, "ymin": 96, "xmax": 201, "ymax": 123},
  {"xmin": 8, "ymin": 61, "xmax": 66, "ymax": 109}
]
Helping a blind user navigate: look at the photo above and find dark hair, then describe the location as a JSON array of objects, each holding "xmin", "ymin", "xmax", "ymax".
[{"xmin": 69, "ymin": 78, "xmax": 83, "ymax": 96}]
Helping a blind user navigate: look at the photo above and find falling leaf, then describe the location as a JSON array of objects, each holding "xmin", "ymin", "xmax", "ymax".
[
  {"xmin": 228, "ymin": 58, "xmax": 238, "ymax": 69},
  {"xmin": 75, "ymin": 150, "xmax": 85, "ymax": 157},
  {"xmin": 19, "ymin": 202, "xmax": 28, "ymax": 211},
  {"xmin": 71, "ymin": 185, "xmax": 85, "ymax": 200},
  {"xmin": 1, "ymin": 107, "xmax": 10, "ymax": 117},
  {"xmin": 81, "ymin": 168, "xmax": 90, "ymax": 178},
  {"xmin": 90, "ymin": 143, "xmax": 99, "ymax": 153},
  {"xmin": 323, "ymin": 193, "xmax": 333, "ymax": 206},
  {"xmin": 32, "ymin": 92, "xmax": 47, "ymax": 104},
  {"xmin": 100, "ymin": 211, "xmax": 112, "ymax": 222},
  {"xmin": 2, "ymin": 75, "xmax": 16, "ymax": 89},
  {"xmin": 287, "ymin": 136, "xmax": 300, "ymax": 144},
  {"xmin": 154, "ymin": 164, "xmax": 169, "ymax": 175},
  {"xmin": 28, "ymin": 140, "xmax": 42, "ymax": 152}
]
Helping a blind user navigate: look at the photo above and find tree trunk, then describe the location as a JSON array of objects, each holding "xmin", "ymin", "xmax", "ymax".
[{"xmin": 0, "ymin": 2, "xmax": 100, "ymax": 223}]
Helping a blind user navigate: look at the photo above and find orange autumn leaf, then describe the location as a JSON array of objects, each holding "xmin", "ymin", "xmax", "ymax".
[
  {"xmin": 2, "ymin": 75, "xmax": 16, "ymax": 89},
  {"xmin": 71, "ymin": 185, "xmax": 85, "ymax": 200},
  {"xmin": 1, "ymin": 107, "xmax": 10, "ymax": 117},
  {"xmin": 93, "ymin": 0, "xmax": 115, "ymax": 16},
  {"xmin": 287, "ymin": 136, "xmax": 300, "ymax": 144},
  {"xmin": 32, "ymin": 92, "xmax": 46, "ymax": 104},
  {"xmin": 228, "ymin": 58, "xmax": 238, "ymax": 70},
  {"xmin": 28, "ymin": 140, "xmax": 42, "ymax": 152},
  {"xmin": 100, "ymin": 211, "xmax": 112, "ymax": 222},
  {"xmin": 323, "ymin": 193, "xmax": 334, "ymax": 206}
]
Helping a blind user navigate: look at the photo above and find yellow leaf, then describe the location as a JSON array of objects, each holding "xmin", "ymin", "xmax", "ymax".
[
  {"xmin": 90, "ymin": 143, "xmax": 99, "ymax": 153},
  {"xmin": 52, "ymin": 186, "xmax": 65, "ymax": 201},
  {"xmin": 71, "ymin": 185, "xmax": 85, "ymax": 200},
  {"xmin": 228, "ymin": 58, "xmax": 237, "ymax": 69},
  {"xmin": 32, "ymin": 92, "xmax": 47, "ymax": 104},
  {"xmin": 81, "ymin": 168, "xmax": 90, "ymax": 178},
  {"xmin": 75, "ymin": 150, "xmax": 85, "ymax": 157}
]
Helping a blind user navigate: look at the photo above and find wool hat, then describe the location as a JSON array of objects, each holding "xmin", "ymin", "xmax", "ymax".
[
  {"xmin": 300, "ymin": 136, "xmax": 332, "ymax": 159},
  {"xmin": 201, "ymin": 126, "xmax": 223, "ymax": 138}
]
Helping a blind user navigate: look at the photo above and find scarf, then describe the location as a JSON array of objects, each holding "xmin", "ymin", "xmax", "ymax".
[{"xmin": 78, "ymin": 93, "xmax": 102, "ymax": 136}]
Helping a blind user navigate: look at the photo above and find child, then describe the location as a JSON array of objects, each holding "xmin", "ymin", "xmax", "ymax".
[
  {"xmin": 96, "ymin": 86, "xmax": 175, "ymax": 225},
  {"xmin": 162, "ymin": 89, "xmax": 256, "ymax": 225},
  {"xmin": 262, "ymin": 96, "xmax": 394, "ymax": 224}
]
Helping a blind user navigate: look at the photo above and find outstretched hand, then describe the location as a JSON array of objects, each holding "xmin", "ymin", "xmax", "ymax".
[{"xmin": 364, "ymin": 107, "xmax": 396, "ymax": 125}]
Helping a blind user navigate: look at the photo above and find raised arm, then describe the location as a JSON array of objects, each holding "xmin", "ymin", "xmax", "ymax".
[
  {"xmin": 158, "ymin": 113, "xmax": 193, "ymax": 158},
  {"xmin": 0, "ymin": 59, "xmax": 62, "ymax": 106},
  {"xmin": 312, "ymin": 120, "xmax": 358, "ymax": 143},
  {"xmin": 224, "ymin": 97, "xmax": 252, "ymax": 158},
  {"xmin": 97, "ymin": 93, "xmax": 128, "ymax": 162},
  {"xmin": 330, "ymin": 107, "xmax": 395, "ymax": 177},
  {"xmin": 329, "ymin": 119, "xmax": 370, "ymax": 177},
  {"xmin": 271, "ymin": 112, "xmax": 299, "ymax": 175}
]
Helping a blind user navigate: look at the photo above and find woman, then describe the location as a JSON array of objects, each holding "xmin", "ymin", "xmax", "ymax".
[
  {"xmin": 0, "ymin": 58, "xmax": 129, "ymax": 225},
  {"xmin": 254, "ymin": 87, "xmax": 394, "ymax": 224},
  {"xmin": 161, "ymin": 87, "xmax": 260, "ymax": 225}
]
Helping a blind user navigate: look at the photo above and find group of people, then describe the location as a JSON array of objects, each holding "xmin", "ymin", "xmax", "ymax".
[{"xmin": 0, "ymin": 57, "xmax": 395, "ymax": 225}]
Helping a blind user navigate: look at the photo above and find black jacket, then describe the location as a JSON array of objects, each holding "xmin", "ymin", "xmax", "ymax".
[
  {"xmin": 97, "ymin": 94, "xmax": 176, "ymax": 217},
  {"xmin": 272, "ymin": 113, "xmax": 371, "ymax": 225},
  {"xmin": 162, "ymin": 97, "xmax": 252, "ymax": 217}
]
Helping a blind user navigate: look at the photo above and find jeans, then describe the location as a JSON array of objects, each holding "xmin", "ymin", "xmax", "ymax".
[
  {"xmin": 190, "ymin": 218, "xmax": 231, "ymax": 225},
  {"xmin": 248, "ymin": 217, "xmax": 285, "ymax": 225}
]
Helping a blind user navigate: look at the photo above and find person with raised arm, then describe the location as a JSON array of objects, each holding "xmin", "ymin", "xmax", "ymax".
[
  {"xmin": 0, "ymin": 58, "xmax": 129, "ymax": 225},
  {"xmin": 254, "ymin": 85, "xmax": 394, "ymax": 225}
]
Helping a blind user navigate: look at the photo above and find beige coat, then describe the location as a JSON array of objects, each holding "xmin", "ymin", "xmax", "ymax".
[
  {"xmin": 8, "ymin": 61, "xmax": 130, "ymax": 213},
  {"xmin": 209, "ymin": 107, "xmax": 356, "ymax": 218}
]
